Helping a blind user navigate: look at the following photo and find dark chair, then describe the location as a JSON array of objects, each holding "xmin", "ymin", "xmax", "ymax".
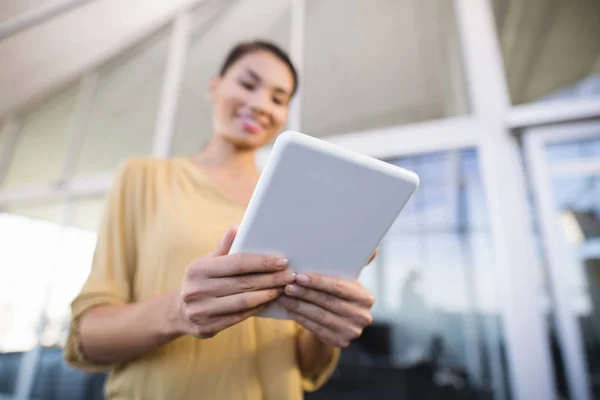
[{"xmin": 0, "ymin": 348, "xmax": 107, "ymax": 400}]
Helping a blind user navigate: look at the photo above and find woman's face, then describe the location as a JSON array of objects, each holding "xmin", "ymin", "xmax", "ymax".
[{"xmin": 209, "ymin": 50, "xmax": 295, "ymax": 150}]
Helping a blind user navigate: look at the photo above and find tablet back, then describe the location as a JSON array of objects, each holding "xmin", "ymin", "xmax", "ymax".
[{"xmin": 229, "ymin": 131, "xmax": 419, "ymax": 319}]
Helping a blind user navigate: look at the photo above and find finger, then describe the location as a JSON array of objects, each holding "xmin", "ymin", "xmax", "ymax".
[
  {"xmin": 295, "ymin": 273, "xmax": 375, "ymax": 307},
  {"xmin": 207, "ymin": 253, "xmax": 288, "ymax": 278},
  {"xmin": 211, "ymin": 303, "xmax": 270, "ymax": 332},
  {"xmin": 212, "ymin": 289, "xmax": 280, "ymax": 315},
  {"xmin": 284, "ymin": 284, "xmax": 371, "ymax": 326},
  {"xmin": 213, "ymin": 270, "xmax": 296, "ymax": 296},
  {"xmin": 209, "ymin": 223, "xmax": 239, "ymax": 257},
  {"xmin": 285, "ymin": 309, "xmax": 350, "ymax": 348},
  {"xmin": 277, "ymin": 296, "xmax": 352, "ymax": 336},
  {"xmin": 192, "ymin": 303, "xmax": 270, "ymax": 339}
]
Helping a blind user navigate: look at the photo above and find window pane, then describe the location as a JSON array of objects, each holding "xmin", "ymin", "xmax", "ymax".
[
  {"xmin": 302, "ymin": 0, "xmax": 468, "ymax": 137},
  {"xmin": 388, "ymin": 152, "xmax": 460, "ymax": 233},
  {"xmin": 546, "ymin": 136, "xmax": 600, "ymax": 164},
  {"xmin": 73, "ymin": 29, "xmax": 170, "ymax": 178},
  {"xmin": 543, "ymin": 132, "xmax": 600, "ymax": 397},
  {"xmin": 172, "ymin": 0, "xmax": 291, "ymax": 155},
  {"xmin": 381, "ymin": 236, "xmax": 422, "ymax": 313},
  {"xmin": 358, "ymin": 252, "xmax": 379, "ymax": 313},
  {"xmin": 493, "ymin": 0, "xmax": 600, "ymax": 104},
  {"xmin": 374, "ymin": 150, "xmax": 510, "ymax": 399},
  {"xmin": 462, "ymin": 150, "xmax": 489, "ymax": 230},
  {"xmin": 2, "ymin": 86, "xmax": 77, "ymax": 188},
  {"xmin": 41, "ymin": 198, "xmax": 104, "ymax": 348},
  {"xmin": 0, "ymin": 204, "xmax": 61, "ymax": 354}
]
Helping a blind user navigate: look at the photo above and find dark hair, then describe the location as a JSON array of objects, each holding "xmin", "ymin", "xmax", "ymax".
[{"xmin": 219, "ymin": 40, "xmax": 299, "ymax": 96}]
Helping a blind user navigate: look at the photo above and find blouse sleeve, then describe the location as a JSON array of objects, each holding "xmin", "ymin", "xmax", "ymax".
[
  {"xmin": 296, "ymin": 324, "xmax": 341, "ymax": 392},
  {"xmin": 63, "ymin": 159, "xmax": 142, "ymax": 372}
]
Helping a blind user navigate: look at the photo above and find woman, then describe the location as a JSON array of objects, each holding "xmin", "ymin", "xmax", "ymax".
[{"xmin": 64, "ymin": 40, "xmax": 376, "ymax": 400}]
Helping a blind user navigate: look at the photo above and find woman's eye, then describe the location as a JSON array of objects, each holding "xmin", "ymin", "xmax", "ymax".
[
  {"xmin": 272, "ymin": 97, "xmax": 283, "ymax": 105},
  {"xmin": 240, "ymin": 81, "xmax": 255, "ymax": 90}
]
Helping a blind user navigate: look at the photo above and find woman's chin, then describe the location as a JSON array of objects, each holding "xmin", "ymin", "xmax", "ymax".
[{"xmin": 225, "ymin": 132, "xmax": 263, "ymax": 149}]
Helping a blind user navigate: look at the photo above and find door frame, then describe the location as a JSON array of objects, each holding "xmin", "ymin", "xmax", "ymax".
[{"xmin": 524, "ymin": 120, "xmax": 600, "ymax": 400}]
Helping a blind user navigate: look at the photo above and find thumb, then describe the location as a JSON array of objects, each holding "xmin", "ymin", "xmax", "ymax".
[{"xmin": 210, "ymin": 223, "xmax": 239, "ymax": 257}]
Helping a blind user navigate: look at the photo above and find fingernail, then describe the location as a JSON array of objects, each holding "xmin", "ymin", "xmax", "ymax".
[
  {"xmin": 296, "ymin": 274, "xmax": 309, "ymax": 284},
  {"xmin": 275, "ymin": 257, "xmax": 289, "ymax": 267},
  {"xmin": 285, "ymin": 284, "xmax": 297, "ymax": 294},
  {"xmin": 285, "ymin": 271, "xmax": 296, "ymax": 283}
]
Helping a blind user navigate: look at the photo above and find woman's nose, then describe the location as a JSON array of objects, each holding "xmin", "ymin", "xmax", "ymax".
[{"xmin": 247, "ymin": 88, "xmax": 270, "ymax": 115}]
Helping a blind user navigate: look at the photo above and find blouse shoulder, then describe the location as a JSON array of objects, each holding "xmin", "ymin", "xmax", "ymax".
[
  {"xmin": 115, "ymin": 156, "xmax": 172, "ymax": 179},
  {"xmin": 110, "ymin": 156, "xmax": 180, "ymax": 192}
]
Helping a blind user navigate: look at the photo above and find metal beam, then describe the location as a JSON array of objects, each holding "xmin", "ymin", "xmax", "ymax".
[
  {"xmin": 153, "ymin": 12, "xmax": 192, "ymax": 158},
  {"xmin": 507, "ymin": 99, "xmax": 600, "ymax": 129},
  {"xmin": 326, "ymin": 116, "xmax": 480, "ymax": 159},
  {"xmin": 454, "ymin": 0, "xmax": 556, "ymax": 399},
  {"xmin": 524, "ymin": 130, "xmax": 592, "ymax": 400},
  {"xmin": 286, "ymin": 0, "xmax": 306, "ymax": 132},
  {"xmin": 451, "ymin": 149, "xmax": 486, "ymax": 391},
  {"xmin": 256, "ymin": 116, "xmax": 481, "ymax": 169},
  {"xmin": 0, "ymin": 116, "xmax": 21, "ymax": 187},
  {"xmin": 0, "ymin": 0, "xmax": 213, "ymax": 118},
  {"xmin": 58, "ymin": 73, "xmax": 98, "ymax": 181},
  {"xmin": 0, "ymin": 173, "xmax": 113, "ymax": 206},
  {"xmin": 0, "ymin": 0, "xmax": 98, "ymax": 40}
]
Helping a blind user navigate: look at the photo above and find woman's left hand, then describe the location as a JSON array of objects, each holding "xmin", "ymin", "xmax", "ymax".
[{"xmin": 277, "ymin": 272, "xmax": 375, "ymax": 348}]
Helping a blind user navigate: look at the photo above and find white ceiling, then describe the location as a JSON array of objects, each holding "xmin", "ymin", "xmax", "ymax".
[
  {"xmin": 0, "ymin": 0, "xmax": 197, "ymax": 119},
  {"xmin": 494, "ymin": 0, "xmax": 600, "ymax": 104}
]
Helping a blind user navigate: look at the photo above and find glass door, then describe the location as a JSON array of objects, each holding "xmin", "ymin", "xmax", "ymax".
[{"xmin": 524, "ymin": 121, "xmax": 600, "ymax": 400}]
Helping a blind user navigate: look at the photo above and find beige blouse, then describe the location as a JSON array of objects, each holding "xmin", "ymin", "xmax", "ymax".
[{"xmin": 64, "ymin": 157, "xmax": 339, "ymax": 400}]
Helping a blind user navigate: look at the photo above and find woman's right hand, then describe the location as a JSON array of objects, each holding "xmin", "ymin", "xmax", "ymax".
[{"xmin": 174, "ymin": 224, "xmax": 294, "ymax": 339}]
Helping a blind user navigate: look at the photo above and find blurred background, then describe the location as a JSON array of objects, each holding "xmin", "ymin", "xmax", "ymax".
[{"xmin": 0, "ymin": 0, "xmax": 599, "ymax": 399}]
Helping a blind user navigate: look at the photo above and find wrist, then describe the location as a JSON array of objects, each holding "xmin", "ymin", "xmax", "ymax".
[
  {"xmin": 297, "ymin": 329, "xmax": 335, "ymax": 373},
  {"xmin": 301, "ymin": 329, "xmax": 333, "ymax": 350},
  {"xmin": 160, "ymin": 289, "xmax": 187, "ymax": 340}
]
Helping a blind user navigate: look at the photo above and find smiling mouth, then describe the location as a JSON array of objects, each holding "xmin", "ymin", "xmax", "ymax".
[{"xmin": 238, "ymin": 116, "xmax": 265, "ymax": 134}]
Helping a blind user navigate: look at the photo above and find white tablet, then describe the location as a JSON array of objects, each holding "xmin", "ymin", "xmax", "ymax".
[{"xmin": 229, "ymin": 131, "xmax": 419, "ymax": 319}]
